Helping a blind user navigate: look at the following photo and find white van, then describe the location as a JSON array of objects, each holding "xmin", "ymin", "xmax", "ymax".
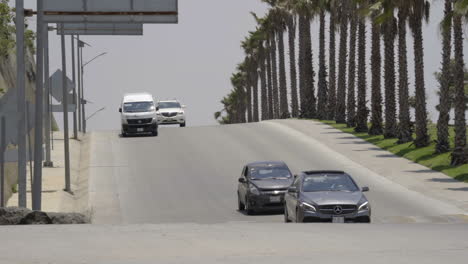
[{"xmin": 119, "ymin": 93, "xmax": 158, "ymax": 137}]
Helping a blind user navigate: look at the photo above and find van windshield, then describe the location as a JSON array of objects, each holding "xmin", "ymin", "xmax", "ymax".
[{"xmin": 123, "ymin": 102, "xmax": 155, "ymax": 113}]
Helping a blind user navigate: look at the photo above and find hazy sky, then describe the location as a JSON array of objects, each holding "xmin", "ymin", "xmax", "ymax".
[{"xmin": 19, "ymin": 0, "xmax": 468, "ymax": 130}]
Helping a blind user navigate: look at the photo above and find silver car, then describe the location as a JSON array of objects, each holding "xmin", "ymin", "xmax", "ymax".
[{"xmin": 284, "ymin": 171, "xmax": 371, "ymax": 223}]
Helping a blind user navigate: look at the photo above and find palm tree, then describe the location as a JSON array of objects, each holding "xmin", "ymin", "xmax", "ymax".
[
  {"xmin": 237, "ymin": 61, "xmax": 252, "ymax": 122},
  {"xmin": 327, "ymin": 2, "xmax": 337, "ymax": 120},
  {"xmin": 287, "ymin": 12, "xmax": 299, "ymax": 117},
  {"xmin": 409, "ymin": 0, "xmax": 430, "ymax": 147},
  {"xmin": 266, "ymin": 33, "xmax": 274, "ymax": 119},
  {"xmin": 316, "ymin": 2, "xmax": 329, "ymax": 120},
  {"xmin": 347, "ymin": 3, "xmax": 358, "ymax": 127},
  {"xmin": 369, "ymin": 9, "xmax": 383, "ymax": 135},
  {"xmin": 382, "ymin": 13, "xmax": 397, "ymax": 139},
  {"xmin": 452, "ymin": 0, "xmax": 467, "ymax": 165},
  {"xmin": 270, "ymin": 33, "xmax": 279, "ymax": 118},
  {"xmin": 397, "ymin": 5, "xmax": 413, "ymax": 143},
  {"xmin": 335, "ymin": 0, "xmax": 349, "ymax": 124},
  {"xmin": 259, "ymin": 44, "xmax": 269, "ymax": 121},
  {"xmin": 355, "ymin": 1, "xmax": 369, "ymax": 133},
  {"xmin": 436, "ymin": 0, "xmax": 453, "ymax": 153},
  {"xmin": 275, "ymin": 8, "xmax": 290, "ymax": 118}
]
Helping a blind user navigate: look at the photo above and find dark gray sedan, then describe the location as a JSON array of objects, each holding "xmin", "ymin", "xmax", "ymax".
[
  {"xmin": 237, "ymin": 161, "xmax": 294, "ymax": 215},
  {"xmin": 284, "ymin": 171, "xmax": 371, "ymax": 223}
]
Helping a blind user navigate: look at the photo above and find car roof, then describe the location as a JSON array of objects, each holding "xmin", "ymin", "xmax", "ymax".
[
  {"xmin": 158, "ymin": 100, "xmax": 180, "ymax": 103},
  {"xmin": 246, "ymin": 161, "xmax": 287, "ymax": 167},
  {"xmin": 303, "ymin": 170, "xmax": 346, "ymax": 175},
  {"xmin": 123, "ymin": 93, "xmax": 153, "ymax": 102}
]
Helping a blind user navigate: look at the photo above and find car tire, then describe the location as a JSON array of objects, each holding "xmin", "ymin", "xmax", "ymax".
[
  {"xmin": 284, "ymin": 206, "xmax": 291, "ymax": 223},
  {"xmin": 121, "ymin": 132, "xmax": 127, "ymax": 138},
  {"xmin": 152, "ymin": 130, "xmax": 158, "ymax": 137},
  {"xmin": 245, "ymin": 197, "xmax": 254, "ymax": 215},
  {"xmin": 358, "ymin": 216, "xmax": 371, "ymax": 223},
  {"xmin": 180, "ymin": 122, "xmax": 186, "ymax": 128},
  {"xmin": 237, "ymin": 194, "xmax": 245, "ymax": 211}
]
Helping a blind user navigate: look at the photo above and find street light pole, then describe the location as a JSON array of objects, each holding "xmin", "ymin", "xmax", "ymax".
[
  {"xmin": 32, "ymin": 0, "xmax": 44, "ymax": 211},
  {"xmin": 77, "ymin": 36, "xmax": 82, "ymax": 132},
  {"xmin": 16, "ymin": 0, "xmax": 27, "ymax": 208},
  {"xmin": 71, "ymin": 35, "xmax": 78, "ymax": 139},
  {"xmin": 44, "ymin": 25, "xmax": 53, "ymax": 168}
]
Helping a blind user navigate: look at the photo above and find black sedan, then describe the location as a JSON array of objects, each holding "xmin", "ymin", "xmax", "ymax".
[
  {"xmin": 237, "ymin": 161, "xmax": 294, "ymax": 215},
  {"xmin": 284, "ymin": 171, "xmax": 371, "ymax": 223}
]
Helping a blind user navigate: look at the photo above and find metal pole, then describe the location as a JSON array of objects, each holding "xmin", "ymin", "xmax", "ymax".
[
  {"xmin": 71, "ymin": 35, "xmax": 78, "ymax": 139},
  {"xmin": 32, "ymin": 0, "xmax": 44, "ymax": 211},
  {"xmin": 16, "ymin": 0, "xmax": 27, "ymax": 208},
  {"xmin": 44, "ymin": 24, "xmax": 53, "ymax": 167},
  {"xmin": 26, "ymin": 102, "xmax": 33, "ymax": 192},
  {"xmin": 81, "ymin": 49, "xmax": 86, "ymax": 134},
  {"xmin": 61, "ymin": 24, "xmax": 71, "ymax": 193},
  {"xmin": 77, "ymin": 36, "xmax": 82, "ymax": 132},
  {"xmin": 0, "ymin": 117, "xmax": 5, "ymax": 207}
]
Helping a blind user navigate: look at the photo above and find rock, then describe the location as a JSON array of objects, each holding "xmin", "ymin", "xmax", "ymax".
[
  {"xmin": 19, "ymin": 211, "xmax": 52, "ymax": 225},
  {"xmin": 48, "ymin": 212, "xmax": 89, "ymax": 224},
  {"xmin": 0, "ymin": 207, "xmax": 32, "ymax": 225}
]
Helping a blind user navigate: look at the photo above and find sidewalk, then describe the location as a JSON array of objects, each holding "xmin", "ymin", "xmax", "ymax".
[
  {"xmin": 274, "ymin": 119, "xmax": 468, "ymax": 212},
  {"xmin": 7, "ymin": 132, "xmax": 90, "ymax": 213}
]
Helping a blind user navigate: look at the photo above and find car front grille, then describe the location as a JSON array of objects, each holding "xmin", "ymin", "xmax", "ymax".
[
  {"xmin": 162, "ymin": 112, "xmax": 177, "ymax": 117},
  {"xmin": 261, "ymin": 189, "xmax": 287, "ymax": 195},
  {"xmin": 319, "ymin": 204, "xmax": 357, "ymax": 215},
  {"xmin": 127, "ymin": 118, "xmax": 152, "ymax": 125}
]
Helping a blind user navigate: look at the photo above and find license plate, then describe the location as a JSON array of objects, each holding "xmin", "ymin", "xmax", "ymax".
[
  {"xmin": 332, "ymin": 216, "xmax": 345, "ymax": 223},
  {"xmin": 270, "ymin": 196, "xmax": 281, "ymax": 203},
  {"xmin": 137, "ymin": 128, "xmax": 144, "ymax": 132}
]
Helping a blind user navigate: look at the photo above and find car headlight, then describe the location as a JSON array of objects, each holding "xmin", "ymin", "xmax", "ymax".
[
  {"xmin": 300, "ymin": 202, "xmax": 317, "ymax": 212},
  {"xmin": 156, "ymin": 112, "xmax": 162, "ymax": 116},
  {"xmin": 249, "ymin": 184, "xmax": 261, "ymax": 195},
  {"xmin": 178, "ymin": 112, "xmax": 184, "ymax": 115},
  {"xmin": 358, "ymin": 198, "xmax": 370, "ymax": 211}
]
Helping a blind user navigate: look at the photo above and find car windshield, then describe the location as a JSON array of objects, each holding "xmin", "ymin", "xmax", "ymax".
[
  {"xmin": 302, "ymin": 174, "xmax": 359, "ymax": 192},
  {"xmin": 123, "ymin": 102, "xmax": 155, "ymax": 113},
  {"xmin": 249, "ymin": 166, "xmax": 292, "ymax": 180},
  {"xmin": 159, "ymin": 102, "xmax": 181, "ymax": 109}
]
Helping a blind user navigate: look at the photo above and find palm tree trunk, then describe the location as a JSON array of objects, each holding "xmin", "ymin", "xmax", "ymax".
[
  {"xmin": 347, "ymin": 10, "xmax": 357, "ymax": 127},
  {"xmin": 369, "ymin": 17, "xmax": 383, "ymax": 135},
  {"xmin": 288, "ymin": 15, "xmax": 299, "ymax": 117},
  {"xmin": 303, "ymin": 15, "xmax": 316, "ymax": 118},
  {"xmin": 317, "ymin": 10, "xmax": 329, "ymax": 120},
  {"xmin": 411, "ymin": 15, "xmax": 430, "ymax": 147},
  {"xmin": 397, "ymin": 10, "xmax": 413, "ymax": 143},
  {"xmin": 383, "ymin": 18, "xmax": 397, "ymax": 138},
  {"xmin": 327, "ymin": 11, "xmax": 337, "ymax": 120},
  {"xmin": 246, "ymin": 84, "xmax": 252, "ymax": 123},
  {"xmin": 355, "ymin": 16, "xmax": 368, "ymax": 133},
  {"xmin": 278, "ymin": 29, "xmax": 290, "ymax": 118},
  {"xmin": 436, "ymin": 0, "xmax": 452, "ymax": 153},
  {"xmin": 252, "ymin": 71, "xmax": 259, "ymax": 122},
  {"xmin": 336, "ymin": 4, "xmax": 348, "ymax": 124},
  {"xmin": 260, "ymin": 50, "xmax": 268, "ymax": 121},
  {"xmin": 298, "ymin": 15, "xmax": 307, "ymax": 117},
  {"xmin": 270, "ymin": 35, "xmax": 279, "ymax": 119},
  {"xmin": 451, "ymin": 14, "xmax": 468, "ymax": 165},
  {"xmin": 266, "ymin": 40, "xmax": 274, "ymax": 119}
]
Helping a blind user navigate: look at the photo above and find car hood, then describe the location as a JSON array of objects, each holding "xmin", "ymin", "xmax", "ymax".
[
  {"xmin": 159, "ymin": 108, "xmax": 182, "ymax": 113},
  {"xmin": 251, "ymin": 179, "xmax": 293, "ymax": 190},
  {"xmin": 123, "ymin": 112, "xmax": 155, "ymax": 119},
  {"xmin": 301, "ymin": 191, "xmax": 363, "ymax": 205}
]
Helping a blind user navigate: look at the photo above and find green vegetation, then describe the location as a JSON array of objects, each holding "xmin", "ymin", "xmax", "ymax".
[
  {"xmin": 0, "ymin": 0, "xmax": 36, "ymax": 58},
  {"xmin": 316, "ymin": 119, "xmax": 468, "ymax": 182}
]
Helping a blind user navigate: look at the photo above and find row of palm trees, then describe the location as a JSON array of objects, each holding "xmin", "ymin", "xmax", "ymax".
[{"xmin": 215, "ymin": 0, "xmax": 468, "ymax": 166}]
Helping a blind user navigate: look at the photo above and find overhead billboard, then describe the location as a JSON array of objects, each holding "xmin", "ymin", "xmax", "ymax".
[
  {"xmin": 43, "ymin": 0, "xmax": 178, "ymax": 24},
  {"xmin": 56, "ymin": 23, "xmax": 143, "ymax": 35}
]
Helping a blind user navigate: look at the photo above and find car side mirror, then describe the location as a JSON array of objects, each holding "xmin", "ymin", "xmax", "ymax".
[
  {"xmin": 119, "ymin": 108, "xmax": 122, "ymax": 113},
  {"xmin": 238, "ymin": 178, "xmax": 246, "ymax": 183},
  {"xmin": 362, "ymin": 187, "xmax": 369, "ymax": 192},
  {"xmin": 288, "ymin": 186, "xmax": 297, "ymax": 193},
  {"xmin": 156, "ymin": 106, "xmax": 159, "ymax": 111}
]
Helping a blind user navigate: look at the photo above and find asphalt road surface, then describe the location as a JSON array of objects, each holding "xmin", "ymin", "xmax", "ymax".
[{"xmin": 89, "ymin": 120, "xmax": 467, "ymax": 224}]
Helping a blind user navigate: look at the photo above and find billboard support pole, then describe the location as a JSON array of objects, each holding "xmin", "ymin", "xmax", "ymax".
[
  {"xmin": 71, "ymin": 35, "xmax": 78, "ymax": 139},
  {"xmin": 44, "ymin": 24, "xmax": 53, "ymax": 168},
  {"xmin": 61, "ymin": 24, "xmax": 71, "ymax": 193}
]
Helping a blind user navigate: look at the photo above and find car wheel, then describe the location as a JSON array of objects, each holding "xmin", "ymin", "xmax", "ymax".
[
  {"xmin": 152, "ymin": 130, "xmax": 158, "ymax": 137},
  {"xmin": 121, "ymin": 132, "xmax": 127, "ymax": 138},
  {"xmin": 245, "ymin": 197, "xmax": 254, "ymax": 215},
  {"xmin": 358, "ymin": 216, "xmax": 371, "ymax": 223},
  {"xmin": 284, "ymin": 206, "xmax": 291, "ymax": 223},
  {"xmin": 237, "ymin": 194, "xmax": 245, "ymax": 211},
  {"xmin": 180, "ymin": 122, "xmax": 186, "ymax": 128}
]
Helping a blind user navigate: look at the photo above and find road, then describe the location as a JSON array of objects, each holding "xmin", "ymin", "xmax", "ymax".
[
  {"xmin": 89, "ymin": 120, "xmax": 467, "ymax": 224},
  {"xmin": 1, "ymin": 119, "xmax": 468, "ymax": 264}
]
